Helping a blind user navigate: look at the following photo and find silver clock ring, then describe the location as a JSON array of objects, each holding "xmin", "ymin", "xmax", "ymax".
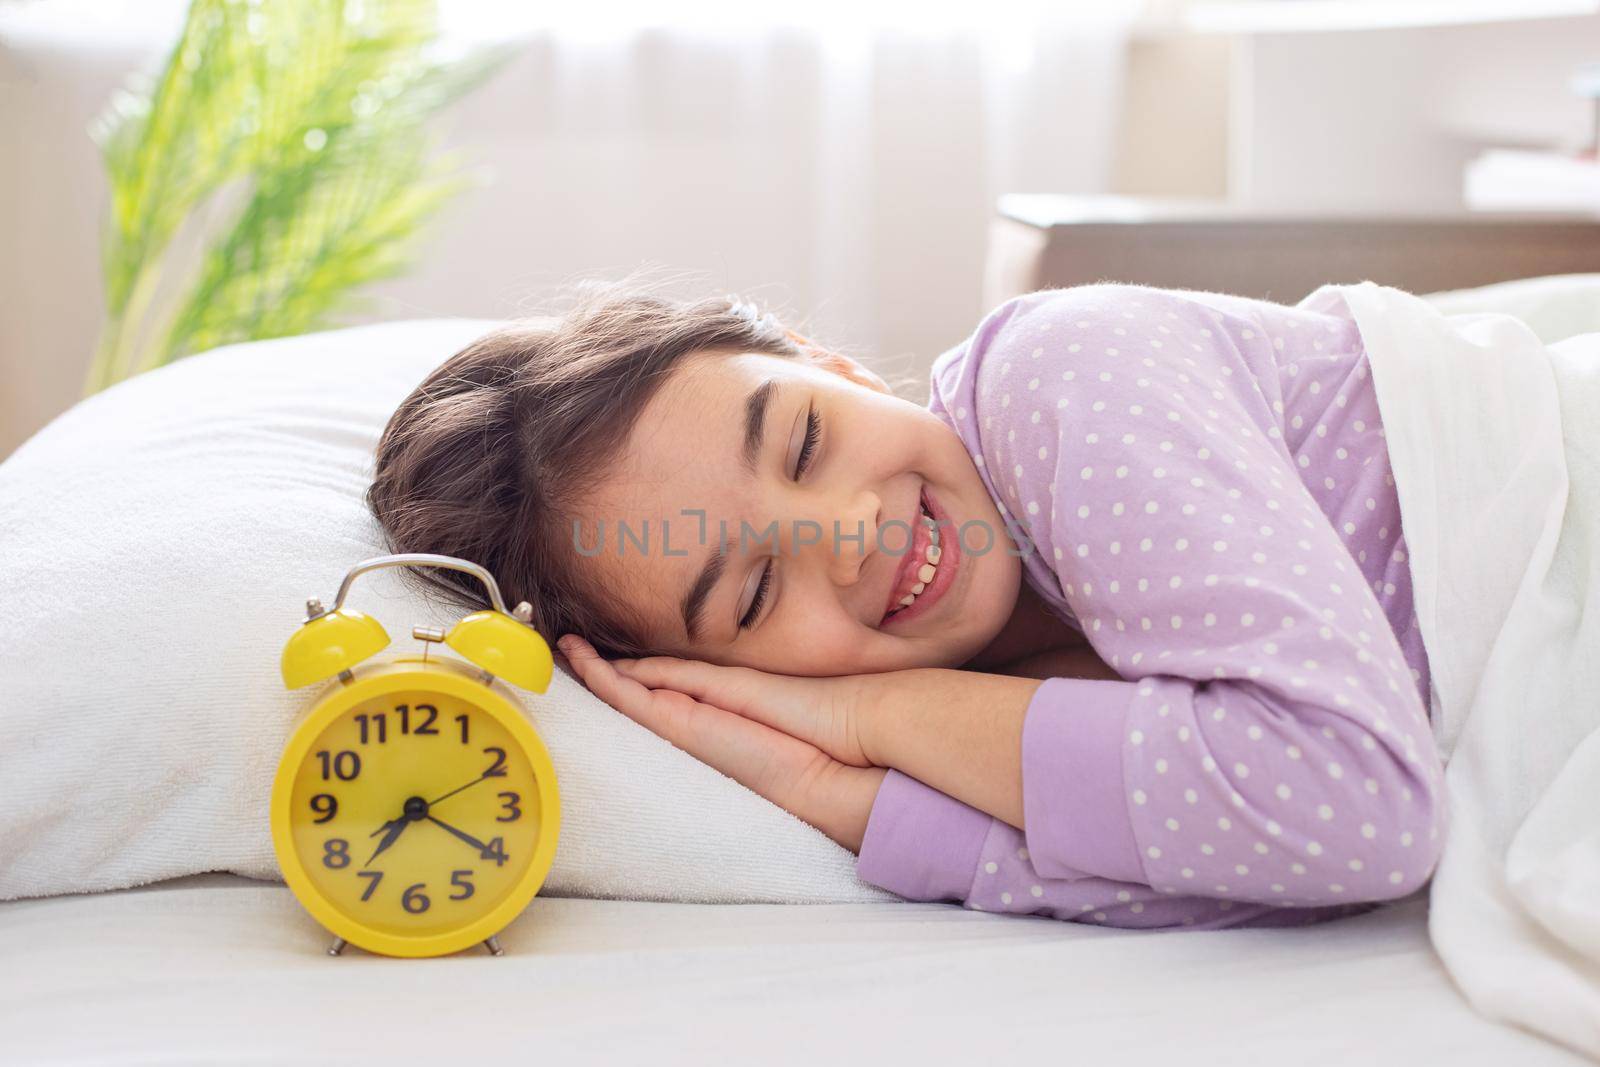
[{"xmin": 318, "ymin": 553, "xmax": 521, "ymax": 620}]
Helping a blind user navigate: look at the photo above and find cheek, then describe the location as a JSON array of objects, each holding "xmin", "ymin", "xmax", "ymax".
[
  {"xmin": 860, "ymin": 403, "xmax": 938, "ymax": 465},
  {"xmin": 971, "ymin": 547, "xmax": 1023, "ymax": 616},
  {"xmin": 784, "ymin": 615, "xmax": 867, "ymax": 661},
  {"xmin": 750, "ymin": 608, "xmax": 884, "ymax": 675}
]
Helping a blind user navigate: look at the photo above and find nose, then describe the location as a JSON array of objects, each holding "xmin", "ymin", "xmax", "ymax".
[{"xmin": 788, "ymin": 486, "xmax": 880, "ymax": 587}]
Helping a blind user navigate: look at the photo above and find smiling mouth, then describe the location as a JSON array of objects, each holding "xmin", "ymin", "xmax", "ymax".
[{"xmin": 882, "ymin": 491, "xmax": 944, "ymax": 624}]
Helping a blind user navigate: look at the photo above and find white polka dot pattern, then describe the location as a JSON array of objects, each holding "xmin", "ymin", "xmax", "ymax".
[{"xmin": 855, "ymin": 283, "xmax": 1449, "ymax": 930}]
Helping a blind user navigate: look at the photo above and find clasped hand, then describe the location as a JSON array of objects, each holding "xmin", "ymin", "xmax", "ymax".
[{"xmin": 556, "ymin": 635, "xmax": 888, "ymax": 854}]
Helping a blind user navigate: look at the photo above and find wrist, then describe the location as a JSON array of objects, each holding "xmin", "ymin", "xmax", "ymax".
[
  {"xmin": 838, "ymin": 766, "xmax": 890, "ymax": 854},
  {"xmin": 851, "ymin": 668, "xmax": 915, "ymax": 768}
]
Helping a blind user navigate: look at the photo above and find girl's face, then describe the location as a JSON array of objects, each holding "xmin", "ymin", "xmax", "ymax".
[{"xmin": 577, "ymin": 349, "xmax": 1023, "ymax": 676}]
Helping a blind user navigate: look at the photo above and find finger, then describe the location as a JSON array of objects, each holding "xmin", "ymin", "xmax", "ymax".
[
  {"xmin": 560, "ymin": 636, "xmax": 810, "ymax": 790},
  {"xmin": 615, "ymin": 656, "xmax": 872, "ymax": 768},
  {"xmin": 559, "ymin": 638, "xmax": 716, "ymax": 750},
  {"xmin": 610, "ymin": 655, "xmax": 761, "ymax": 709},
  {"xmin": 553, "ymin": 633, "xmax": 646, "ymax": 710},
  {"xmin": 609, "ymin": 655, "xmax": 821, "ymax": 741},
  {"xmin": 558, "ymin": 638, "xmax": 879, "ymax": 848}
]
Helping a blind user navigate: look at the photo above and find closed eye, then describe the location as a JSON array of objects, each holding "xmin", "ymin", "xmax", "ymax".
[
  {"xmin": 739, "ymin": 561, "xmax": 773, "ymax": 630},
  {"xmin": 795, "ymin": 407, "xmax": 822, "ymax": 479}
]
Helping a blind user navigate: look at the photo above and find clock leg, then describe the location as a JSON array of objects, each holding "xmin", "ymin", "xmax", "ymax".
[
  {"xmin": 327, "ymin": 936, "xmax": 347, "ymax": 957},
  {"xmin": 483, "ymin": 935, "xmax": 505, "ymax": 957}
]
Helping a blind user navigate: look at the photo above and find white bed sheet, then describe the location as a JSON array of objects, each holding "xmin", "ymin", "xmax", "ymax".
[{"xmin": 1, "ymin": 875, "xmax": 1586, "ymax": 1066}]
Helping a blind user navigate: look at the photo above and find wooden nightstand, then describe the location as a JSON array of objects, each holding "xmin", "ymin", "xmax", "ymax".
[{"xmin": 984, "ymin": 194, "xmax": 1600, "ymax": 306}]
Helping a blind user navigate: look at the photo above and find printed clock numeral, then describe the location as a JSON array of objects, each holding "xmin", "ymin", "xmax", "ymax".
[
  {"xmin": 413, "ymin": 703, "xmax": 439, "ymax": 734},
  {"xmin": 395, "ymin": 703, "xmax": 440, "ymax": 736},
  {"xmin": 496, "ymin": 791, "xmax": 521, "ymax": 822},
  {"xmin": 309, "ymin": 793, "xmax": 338, "ymax": 823},
  {"xmin": 322, "ymin": 838, "xmax": 351, "ymax": 868},
  {"xmin": 315, "ymin": 749, "xmax": 361, "ymax": 781},
  {"xmin": 480, "ymin": 836, "xmax": 509, "ymax": 867},
  {"xmin": 455, "ymin": 713, "xmax": 470, "ymax": 744},
  {"xmin": 402, "ymin": 883, "xmax": 431, "ymax": 914},
  {"xmin": 482, "ymin": 747, "xmax": 508, "ymax": 778},
  {"xmin": 450, "ymin": 869, "xmax": 476, "ymax": 900},
  {"xmin": 355, "ymin": 712, "xmax": 387, "ymax": 745},
  {"xmin": 356, "ymin": 870, "xmax": 383, "ymax": 902}
]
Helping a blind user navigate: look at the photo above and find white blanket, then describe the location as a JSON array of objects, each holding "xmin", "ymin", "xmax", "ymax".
[{"xmin": 1304, "ymin": 280, "xmax": 1600, "ymax": 1060}]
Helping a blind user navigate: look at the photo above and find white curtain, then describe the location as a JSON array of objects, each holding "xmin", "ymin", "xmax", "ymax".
[{"xmin": 0, "ymin": 0, "xmax": 1140, "ymax": 456}]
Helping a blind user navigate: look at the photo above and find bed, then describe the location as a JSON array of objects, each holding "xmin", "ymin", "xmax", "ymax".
[
  {"xmin": 7, "ymin": 274, "xmax": 1600, "ymax": 1065},
  {"xmin": 3, "ymin": 875, "xmax": 1587, "ymax": 1065}
]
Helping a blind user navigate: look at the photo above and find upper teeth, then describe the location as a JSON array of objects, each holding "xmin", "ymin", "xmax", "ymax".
[{"xmin": 896, "ymin": 510, "xmax": 943, "ymax": 608}]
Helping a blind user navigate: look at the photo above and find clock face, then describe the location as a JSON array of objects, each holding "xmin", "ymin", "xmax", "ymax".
[{"xmin": 286, "ymin": 688, "xmax": 544, "ymax": 938}]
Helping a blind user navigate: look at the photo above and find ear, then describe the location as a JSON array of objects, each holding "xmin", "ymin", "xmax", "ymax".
[{"xmin": 784, "ymin": 328, "xmax": 892, "ymax": 395}]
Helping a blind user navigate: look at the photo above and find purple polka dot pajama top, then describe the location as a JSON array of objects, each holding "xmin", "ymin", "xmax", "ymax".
[{"xmin": 854, "ymin": 283, "xmax": 1449, "ymax": 930}]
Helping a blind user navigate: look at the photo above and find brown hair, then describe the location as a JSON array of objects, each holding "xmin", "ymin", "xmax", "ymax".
[{"xmin": 366, "ymin": 274, "xmax": 840, "ymax": 659}]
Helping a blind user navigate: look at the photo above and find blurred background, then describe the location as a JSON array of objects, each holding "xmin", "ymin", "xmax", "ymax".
[{"xmin": 3, "ymin": 0, "xmax": 1598, "ymax": 460}]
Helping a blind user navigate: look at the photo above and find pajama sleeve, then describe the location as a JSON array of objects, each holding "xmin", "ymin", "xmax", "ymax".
[{"xmin": 855, "ymin": 282, "xmax": 1448, "ymax": 921}]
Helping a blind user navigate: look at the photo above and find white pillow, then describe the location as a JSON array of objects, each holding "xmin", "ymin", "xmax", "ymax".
[
  {"xmin": 1421, "ymin": 273, "xmax": 1600, "ymax": 345},
  {"xmin": 0, "ymin": 319, "xmax": 892, "ymax": 905}
]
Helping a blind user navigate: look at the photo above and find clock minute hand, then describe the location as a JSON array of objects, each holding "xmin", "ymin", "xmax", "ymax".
[{"xmin": 425, "ymin": 814, "xmax": 496, "ymax": 856}]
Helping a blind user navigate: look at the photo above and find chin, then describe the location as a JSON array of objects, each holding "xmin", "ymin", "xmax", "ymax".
[{"xmin": 953, "ymin": 552, "xmax": 1025, "ymax": 666}]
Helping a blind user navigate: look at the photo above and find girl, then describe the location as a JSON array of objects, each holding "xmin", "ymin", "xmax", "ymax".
[{"xmin": 367, "ymin": 276, "xmax": 1447, "ymax": 930}]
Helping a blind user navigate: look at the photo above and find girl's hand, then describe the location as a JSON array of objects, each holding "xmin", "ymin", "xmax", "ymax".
[{"xmin": 556, "ymin": 635, "xmax": 886, "ymax": 854}]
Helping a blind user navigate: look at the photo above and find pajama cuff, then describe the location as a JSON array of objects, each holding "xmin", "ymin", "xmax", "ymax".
[
  {"xmin": 1022, "ymin": 676, "xmax": 1147, "ymax": 884},
  {"xmin": 856, "ymin": 768, "xmax": 990, "ymax": 904}
]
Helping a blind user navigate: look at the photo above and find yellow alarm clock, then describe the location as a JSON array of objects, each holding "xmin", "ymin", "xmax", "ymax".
[{"xmin": 271, "ymin": 553, "xmax": 560, "ymax": 959}]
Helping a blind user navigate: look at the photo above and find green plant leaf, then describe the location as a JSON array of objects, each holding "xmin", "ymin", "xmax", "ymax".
[{"xmin": 86, "ymin": 0, "xmax": 511, "ymax": 393}]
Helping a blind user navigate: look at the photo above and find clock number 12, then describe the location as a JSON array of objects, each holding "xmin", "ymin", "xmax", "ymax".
[{"xmin": 394, "ymin": 703, "xmax": 439, "ymax": 735}]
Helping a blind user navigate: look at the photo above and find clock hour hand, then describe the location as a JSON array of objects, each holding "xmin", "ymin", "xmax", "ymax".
[
  {"xmin": 425, "ymin": 814, "xmax": 498, "ymax": 857},
  {"xmin": 365, "ymin": 817, "xmax": 409, "ymax": 867},
  {"xmin": 365, "ymin": 796, "xmax": 430, "ymax": 867}
]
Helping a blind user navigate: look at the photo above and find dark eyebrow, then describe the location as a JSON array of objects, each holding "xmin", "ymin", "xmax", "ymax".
[
  {"xmin": 680, "ymin": 541, "xmax": 727, "ymax": 644},
  {"xmin": 742, "ymin": 378, "xmax": 778, "ymax": 476},
  {"xmin": 681, "ymin": 379, "xmax": 778, "ymax": 641}
]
